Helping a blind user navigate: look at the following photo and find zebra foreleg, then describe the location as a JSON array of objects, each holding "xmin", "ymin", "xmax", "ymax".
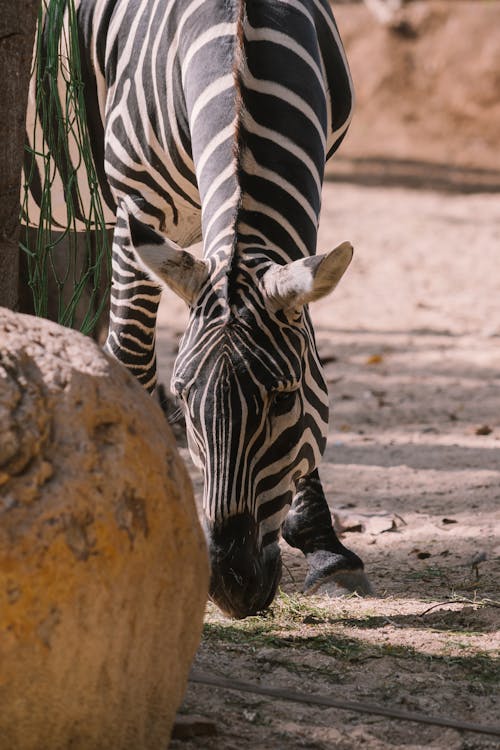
[
  {"xmin": 104, "ymin": 205, "xmax": 162, "ymax": 393},
  {"xmin": 282, "ymin": 469, "xmax": 373, "ymax": 596}
]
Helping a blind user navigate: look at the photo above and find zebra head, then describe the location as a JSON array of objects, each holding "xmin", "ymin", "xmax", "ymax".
[{"xmin": 131, "ymin": 217, "xmax": 353, "ymax": 618}]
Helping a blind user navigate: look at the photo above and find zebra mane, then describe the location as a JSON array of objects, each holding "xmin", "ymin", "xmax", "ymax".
[{"xmin": 226, "ymin": 0, "xmax": 247, "ymax": 305}]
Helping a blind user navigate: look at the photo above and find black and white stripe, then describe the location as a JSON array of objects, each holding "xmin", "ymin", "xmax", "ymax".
[{"xmin": 25, "ymin": 0, "xmax": 368, "ymax": 617}]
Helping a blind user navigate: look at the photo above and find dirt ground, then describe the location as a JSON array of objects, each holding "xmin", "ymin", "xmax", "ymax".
[
  {"xmin": 155, "ymin": 3, "xmax": 500, "ymax": 748},
  {"xmin": 160, "ymin": 179, "xmax": 499, "ymax": 750}
]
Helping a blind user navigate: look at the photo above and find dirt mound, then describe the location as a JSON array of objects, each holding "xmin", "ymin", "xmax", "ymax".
[{"xmin": 332, "ymin": 1, "xmax": 500, "ymax": 179}]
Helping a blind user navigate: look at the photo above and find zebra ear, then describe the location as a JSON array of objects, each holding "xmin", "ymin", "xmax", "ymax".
[
  {"xmin": 129, "ymin": 214, "xmax": 209, "ymax": 305},
  {"xmin": 262, "ymin": 241, "xmax": 353, "ymax": 310}
]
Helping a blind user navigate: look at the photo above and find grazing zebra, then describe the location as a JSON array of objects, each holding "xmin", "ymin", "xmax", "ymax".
[{"xmin": 25, "ymin": 0, "xmax": 371, "ymax": 617}]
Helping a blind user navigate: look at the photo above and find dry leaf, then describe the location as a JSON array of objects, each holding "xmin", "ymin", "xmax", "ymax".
[
  {"xmin": 366, "ymin": 354, "xmax": 384, "ymax": 365},
  {"xmin": 334, "ymin": 511, "xmax": 401, "ymax": 535}
]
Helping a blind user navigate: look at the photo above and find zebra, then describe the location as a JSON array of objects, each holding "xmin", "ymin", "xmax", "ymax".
[{"xmin": 24, "ymin": 0, "xmax": 371, "ymax": 617}]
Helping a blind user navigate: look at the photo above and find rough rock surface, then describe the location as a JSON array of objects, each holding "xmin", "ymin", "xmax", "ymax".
[
  {"xmin": 333, "ymin": 0, "xmax": 500, "ymax": 175},
  {"xmin": 0, "ymin": 308, "xmax": 209, "ymax": 750}
]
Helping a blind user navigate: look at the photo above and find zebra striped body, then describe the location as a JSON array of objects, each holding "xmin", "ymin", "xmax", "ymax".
[{"xmin": 25, "ymin": 0, "xmax": 369, "ymax": 616}]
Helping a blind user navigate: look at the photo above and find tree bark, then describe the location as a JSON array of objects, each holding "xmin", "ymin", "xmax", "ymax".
[{"xmin": 0, "ymin": 1, "xmax": 39, "ymax": 311}]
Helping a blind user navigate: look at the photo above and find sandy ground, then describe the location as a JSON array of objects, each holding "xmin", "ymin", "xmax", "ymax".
[{"xmin": 157, "ymin": 178, "xmax": 499, "ymax": 750}]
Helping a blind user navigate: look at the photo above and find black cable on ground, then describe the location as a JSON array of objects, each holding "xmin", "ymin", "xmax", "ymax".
[{"xmin": 189, "ymin": 671, "xmax": 500, "ymax": 738}]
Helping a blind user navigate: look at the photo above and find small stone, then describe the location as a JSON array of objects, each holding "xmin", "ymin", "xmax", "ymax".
[
  {"xmin": 171, "ymin": 716, "xmax": 218, "ymax": 740},
  {"xmin": 242, "ymin": 709, "xmax": 258, "ymax": 723},
  {"xmin": 475, "ymin": 425, "xmax": 493, "ymax": 435}
]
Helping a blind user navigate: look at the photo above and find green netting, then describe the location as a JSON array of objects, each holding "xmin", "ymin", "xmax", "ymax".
[{"xmin": 20, "ymin": 0, "xmax": 111, "ymax": 336}]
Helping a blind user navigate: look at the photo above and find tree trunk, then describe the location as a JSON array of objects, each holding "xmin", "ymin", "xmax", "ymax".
[{"xmin": 0, "ymin": 0, "xmax": 39, "ymax": 311}]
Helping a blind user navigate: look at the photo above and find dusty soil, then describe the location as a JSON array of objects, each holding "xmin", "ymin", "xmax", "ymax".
[
  {"xmin": 155, "ymin": 3, "xmax": 500, "ymax": 748},
  {"xmin": 160, "ymin": 179, "xmax": 499, "ymax": 750}
]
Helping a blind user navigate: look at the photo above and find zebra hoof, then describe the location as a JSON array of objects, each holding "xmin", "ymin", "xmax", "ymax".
[
  {"xmin": 303, "ymin": 550, "xmax": 374, "ymax": 597},
  {"xmin": 304, "ymin": 568, "xmax": 374, "ymax": 597}
]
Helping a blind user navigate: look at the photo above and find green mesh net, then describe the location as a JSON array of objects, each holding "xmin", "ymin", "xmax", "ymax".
[{"xmin": 20, "ymin": 0, "xmax": 111, "ymax": 336}]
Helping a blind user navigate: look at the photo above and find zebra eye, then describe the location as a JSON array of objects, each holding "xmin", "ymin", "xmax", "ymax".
[{"xmin": 271, "ymin": 389, "xmax": 297, "ymax": 414}]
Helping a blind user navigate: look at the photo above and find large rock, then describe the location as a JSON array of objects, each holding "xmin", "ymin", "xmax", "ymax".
[{"xmin": 0, "ymin": 308, "xmax": 209, "ymax": 749}]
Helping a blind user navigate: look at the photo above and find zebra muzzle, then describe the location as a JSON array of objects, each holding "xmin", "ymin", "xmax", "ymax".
[{"xmin": 206, "ymin": 513, "xmax": 282, "ymax": 619}]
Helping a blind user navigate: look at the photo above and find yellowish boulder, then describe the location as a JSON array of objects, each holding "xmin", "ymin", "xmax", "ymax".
[{"xmin": 0, "ymin": 308, "xmax": 208, "ymax": 749}]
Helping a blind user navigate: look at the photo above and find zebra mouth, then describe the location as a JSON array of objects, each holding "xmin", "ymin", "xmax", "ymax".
[{"xmin": 206, "ymin": 513, "xmax": 282, "ymax": 619}]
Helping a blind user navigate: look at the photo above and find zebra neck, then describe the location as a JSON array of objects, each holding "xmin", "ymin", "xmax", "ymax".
[
  {"xmin": 211, "ymin": 0, "xmax": 324, "ymax": 274},
  {"xmin": 197, "ymin": 0, "xmax": 329, "ymax": 272}
]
